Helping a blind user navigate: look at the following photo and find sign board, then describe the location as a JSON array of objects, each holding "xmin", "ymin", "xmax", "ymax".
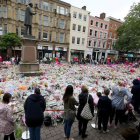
[
  {"xmin": 37, "ymin": 46, "xmax": 42, "ymax": 50},
  {"xmin": 127, "ymin": 54, "xmax": 133, "ymax": 57},
  {"xmin": 43, "ymin": 46, "xmax": 48, "ymax": 50},
  {"xmin": 64, "ymin": 48, "xmax": 67, "ymax": 51}
]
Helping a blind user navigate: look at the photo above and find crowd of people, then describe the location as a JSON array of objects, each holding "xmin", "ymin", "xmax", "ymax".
[
  {"xmin": 0, "ymin": 78, "xmax": 140, "ymax": 140},
  {"xmin": 6, "ymin": 55, "xmax": 21, "ymax": 65}
]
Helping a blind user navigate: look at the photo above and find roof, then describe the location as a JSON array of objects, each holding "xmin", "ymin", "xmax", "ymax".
[
  {"xmin": 89, "ymin": 15, "xmax": 109, "ymax": 23},
  {"xmin": 55, "ymin": 0, "xmax": 71, "ymax": 6},
  {"xmin": 107, "ymin": 16, "xmax": 123, "ymax": 23}
]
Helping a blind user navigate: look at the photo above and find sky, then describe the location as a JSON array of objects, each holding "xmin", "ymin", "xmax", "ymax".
[{"xmin": 63, "ymin": 0, "xmax": 140, "ymax": 21}]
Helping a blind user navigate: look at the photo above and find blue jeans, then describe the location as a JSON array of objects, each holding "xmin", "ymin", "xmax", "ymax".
[
  {"xmin": 64, "ymin": 120, "xmax": 74, "ymax": 138},
  {"xmin": 28, "ymin": 126, "xmax": 41, "ymax": 140}
]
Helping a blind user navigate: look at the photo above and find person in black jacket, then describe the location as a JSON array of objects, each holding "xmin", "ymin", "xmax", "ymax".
[
  {"xmin": 97, "ymin": 88, "xmax": 112, "ymax": 133},
  {"xmin": 77, "ymin": 86, "xmax": 94, "ymax": 138},
  {"xmin": 131, "ymin": 79, "xmax": 140, "ymax": 116},
  {"xmin": 24, "ymin": 88, "xmax": 46, "ymax": 140}
]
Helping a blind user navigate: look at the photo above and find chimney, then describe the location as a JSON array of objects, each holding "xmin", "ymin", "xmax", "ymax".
[
  {"xmin": 100, "ymin": 13, "xmax": 106, "ymax": 19},
  {"xmin": 82, "ymin": 6, "xmax": 86, "ymax": 10}
]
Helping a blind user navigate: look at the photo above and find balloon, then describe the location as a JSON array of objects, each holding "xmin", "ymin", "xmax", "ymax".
[
  {"xmin": 129, "ymin": 63, "xmax": 132, "ymax": 66},
  {"xmin": 107, "ymin": 58, "xmax": 111, "ymax": 61},
  {"xmin": 0, "ymin": 56, "xmax": 2, "ymax": 62},
  {"xmin": 74, "ymin": 57, "xmax": 77, "ymax": 61},
  {"xmin": 55, "ymin": 57, "xmax": 58, "ymax": 61}
]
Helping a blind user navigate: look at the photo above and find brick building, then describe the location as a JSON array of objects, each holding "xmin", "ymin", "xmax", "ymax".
[{"xmin": 0, "ymin": 0, "xmax": 71, "ymax": 61}]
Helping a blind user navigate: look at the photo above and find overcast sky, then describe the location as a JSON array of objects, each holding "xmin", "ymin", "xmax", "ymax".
[{"xmin": 64, "ymin": 0, "xmax": 139, "ymax": 21}]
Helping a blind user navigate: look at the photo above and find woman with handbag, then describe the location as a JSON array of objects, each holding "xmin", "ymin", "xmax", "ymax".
[
  {"xmin": 77, "ymin": 86, "xmax": 94, "ymax": 138},
  {"xmin": 109, "ymin": 81, "xmax": 131, "ymax": 129},
  {"xmin": 63, "ymin": 85, "xmax": 79, "ymax": 140}
]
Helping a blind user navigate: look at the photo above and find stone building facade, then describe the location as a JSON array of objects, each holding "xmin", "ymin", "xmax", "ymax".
[{"xmin": 0, "ymin": 0, "xmax": 71, "ymax": 61}]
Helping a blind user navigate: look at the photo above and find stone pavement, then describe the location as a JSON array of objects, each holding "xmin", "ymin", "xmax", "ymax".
[{"xmin": 1, "ymin": 118, "xmax": 139, "ymax": 140}]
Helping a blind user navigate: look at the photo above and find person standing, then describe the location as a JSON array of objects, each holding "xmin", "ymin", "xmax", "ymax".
[
  {"xmin": 15, "ymin": 55, "xmax": 20, "ymax": 65},
  {"xmin": 109, "ymin": 81, "xmax": 131, "ymax": 129},
  {"xmin": 6, "ymin": 55, "xmax": 10, "ymax": 61},
  {"xmin": 97, "ymin": 89, "xmax": 112, "ymax": 133},
  {"xmin": 77, "ymin": 86, "xmax": 94, "ymax": 138},
  {"xmin": 0, "ymin": 93, "xmax": 16, "ymax": 140},
  {"xmin": 63, "ymin": 85, "xmax": 79, "ymax": 140},
  {"xmin": 131, "ymin": 79, "xmax": 140, "ymax": 116},
  {"xmin": 24, "ymin": 88, "xmax": 46, "ymax": 140}
]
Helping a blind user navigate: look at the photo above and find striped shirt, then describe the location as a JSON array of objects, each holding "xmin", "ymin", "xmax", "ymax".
[{"xmin": 112, "ymin": 86, "xmax": 131, "ymax": 110}]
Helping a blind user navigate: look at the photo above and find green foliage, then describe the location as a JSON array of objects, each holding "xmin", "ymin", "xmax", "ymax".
[
  {"xmin": 114, "ymin": 3, "xmax": 140, "ymax": 52},
  {"xmin": 0, "ymin": 33, "xmax": 22, "ymax": 50}
]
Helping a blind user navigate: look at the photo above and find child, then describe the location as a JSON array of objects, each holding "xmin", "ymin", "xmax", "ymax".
[{"xmin": 97, "ymin": 88, "xmax": 112, "ymax": 133}]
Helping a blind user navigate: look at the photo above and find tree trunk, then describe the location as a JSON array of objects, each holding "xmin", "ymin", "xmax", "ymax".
[
  {"xmin": 7, "ymin": 48, "xmax": 12, "ymax": 57},
  {"xmin": 14, "ymin": 46, "xmax": 15, "ymax": 57}
]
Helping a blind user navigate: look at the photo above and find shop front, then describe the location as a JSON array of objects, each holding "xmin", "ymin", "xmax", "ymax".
[
  {"xmin": 87, "ymin": 48, "xmax": 93, "ymax": 57},
  {"xmin": 106, "ymin": 50, "xmax": 118, "ymax": 61},
  {"xmin": 70, "ymin": 50, "xmax": 84, "ymax": 61},
  {"xmin": 93, "ymin": 49, "xmax": 106, "ymax": 62},
  {"xmin": 55, "ymin": 47, "xmax": 67, "ymax": 61},
  {"xmin": 37, "ymin": 46, "xmax": 53, "ymax": 60}
]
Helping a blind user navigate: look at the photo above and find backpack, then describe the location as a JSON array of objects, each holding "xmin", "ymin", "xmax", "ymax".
[{"xmin": 44, "ymin": 116, "xmax": 52, "ymax": 126}]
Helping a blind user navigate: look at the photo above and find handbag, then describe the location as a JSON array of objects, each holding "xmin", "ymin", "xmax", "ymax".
[
  {"xmin": 65, "ymin": 99, "xmax": 76, "ymax": 121},
  {"xmin": 81, "ymin": 94, "xmax": 93, "ymax": 120}
]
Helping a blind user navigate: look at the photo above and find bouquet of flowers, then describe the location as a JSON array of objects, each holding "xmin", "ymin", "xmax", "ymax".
[{"xmin": 14, "ymin": 122, "xmax": 22, "ymax": 138}]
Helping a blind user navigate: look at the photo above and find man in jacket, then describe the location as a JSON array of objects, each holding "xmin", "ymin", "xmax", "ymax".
[
  {"xmin": 131, "ymin": 79, "xmax": 140, "ymax": 116},
  {"xmin": 24, "ymin": 88, "xmax": 46, "ymax": 140}
]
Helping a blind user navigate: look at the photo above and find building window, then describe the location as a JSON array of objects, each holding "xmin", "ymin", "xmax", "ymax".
[
  {"xmin": 0, "ymin": 7, "xmax": 1, "ymax": 18},
  {"xmin": 83, "ymin": 26, "xmax": 86, "ymax": 33},
  {"xmin": 72, "ymin": 24, "xmax": 76, "ymax": 30},
  {"xmin": 21, "ymin": 27, "xmax": 24, "ymax": 36},
  {"xmin": 77, "ymin": 38, "xmax": 80, "ymax": 45},
  {"xmin": 100, "ymin": 23, "xmax": 103, "ymax": 29},
  {"xmin": 65, "ymin": 20, "xmax": 67, "ymax": 29},
  {"xmin": 95, "ymin": 30, "xmax": 98, "ymax": 37},
  {"xmin": 114, "ymin": 33, "xmax": 116, "ymax": 39},
  {"xmin": 109, "ymin": 32, "xmax": 112, "ymax": 38},
  {"xmin": 79, "ymin": 13, "xmax": 82, "ymax": 20},
  {"xmin": 60, "ymin": 7, "xmax": 64, "ymax": 15},
  {"xmin": 16, "ymin": 26, "xmax": 18, "ymax": 35},
  {"xmin": 94, "ymin": 41, "xmax": 96, "ymax": 47},
  {"xmin": 50, "ymin": 3, "xmax": 53, "ymax": 12},
  {"xmin": 0, "ymin": 25, "xmax": 2, "ymax": 36},
  {"xmin": 20, "ymin": 0, "xmax": 26, "ymax": 4},
  {"xmin": 78, "ymin": 25, "xmax": 81, "ymax": 32},
  {"xmin": 43, "ymin": 2, "xmax": 49, "ymax": 10},
  {"xmin": 96, "ymin": 22, "xmax": 98, "ymax": 27},
  {"xmin": 49, "ymin": 31, "xmax": 52, "ymax": 41},
  {"xmin": 98, "ymin": 41, "xmax": 101, "ymax": 47},
  {"xmin": 84, "ymin": 15, "xmax": 87, "ymax": 21},
  {"xmin": 89, "ymin": 29, "xmax": 93, "ymax": 36},
  {"xmin": 88, "ymin": 40, "xmax": 92, "ymax": 47},
  {"xmin": 50, "ymin": 17, "xmax": 53, "ymax": 27},
  {"xmin": 56, "ymin": 18, "xmax": 59, "ymax": 28},
  {"xmin": 72, "ymin": 37, "xmax": 75, "ymax": 44},
  {"xmin": 115, "ymin": 24, "xmax": 117, "ymax": 30},
  {"xmin": 39, "ymin": 0, "xmax": 42, "ymax": 9},
  {"xmin": 43, "ymin": 16, "xmax": 48, "ymax": 26},
  {"xmin": 103, "ymin": 42, "xmax": 106, "ymax": 48},
  {"xmin": 100, "ymin": 31, "xmax": 102, "ymax": 38},
  {"xmin": 108, "ymin": 42, "xmax": 111, "ymax": 49},
  {"xmin": 38, "ymin": 14, "xmax": 41, "ymax": 25},
  {"xmin": 20, "ymin": 10, "xmax": 25, "ymax": 21},
  {"xmin": 65, "ymin": 34, "xmax": 67, "ymax": 43},
  {"xmin": 28, "ymin": 0, "xmax": 31, "ymax": 3},
  {"xmin": 56, "ymin": 32, "xmax": 58, "ymax": 42},
  {"xmin": 73, "ymin": 12, "xmax": 77, "ymax": 18},
  {"xmin": 38, "ymin": 30, "xmax": 41, "ymax": 40},
  {"xmin": 15, "ymin": 0, "xmax": 18, "ymax": 2},
  {"xmin": 59, "ymin": 33, "xmax": 64, "ymax": 43},
  {"xmin": 66, "ymin": 8, "xmax": 68, "ymax": 15},
  {"xmin": 15, "ymin": 9, "xmax": 18, "ymax": 21},
  {"xmin": 110, "ymin": 23, "xmax": 113, "ymax": 28},
  {"xmin": 90, "ymin": 20, "xmax": 93, "ymax": 26},
  {"xmin": 104, "ymin": 32, "xmax": 107, "ymax": 38},
  {"xmin": 105, "ymin": 24, "xmax": 108, "ymax": 29},
  {"xmin": 43, "ymin": 31, "xmax": 48, "ymax": 40},
  {"xmin": 82, "ymin": 38, "xmax": 85, "ymax": 45},
  {"xmin": 3, "ymin": 6, "xmax": 7, "ymax": 18},
  {"xmin": 60, "ymin": 19, "xmax": 64, "ymax": 29},
  {"xmin": 57, "ymin": 6, "xmax": 59, "ymax": 13}
]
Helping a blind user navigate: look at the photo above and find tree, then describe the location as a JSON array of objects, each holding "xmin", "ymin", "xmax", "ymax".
[
  {"xmin": 0, "ymin": 33, "xmax": 22, "ymax": 56},
  {"xmin": 114, "ymin": 3, "xmax": 140, "ymax": 53}
]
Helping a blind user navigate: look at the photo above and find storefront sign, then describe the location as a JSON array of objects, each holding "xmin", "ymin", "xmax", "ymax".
[
  {"xmin": 43, "ymin": 46, "xmax": 48, "ymax": 50},
  {"xmin": 48, "ymin": 46, "xmax": 53, "ymax": 50},
  {"xmin": 109, "ymin": 50, "xmax": 118, "ymax": 54},
  {"xmin": 127, "ymin": 54, "xmax": 133, "ymax": 57},
  {"xmin": 87, "ymin": 48, "xmax": 93, "ymax": 52},
  {"xmin": 58, "ymin": 47, "xmax": 64, "ymax": 51},
  {"xmin": 37, "ymin": 46, "xmax": 42, "ymax": 50},
  {"xmin": 64, "ymin": 48, "xmax": 67, "ymax": 51}
]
